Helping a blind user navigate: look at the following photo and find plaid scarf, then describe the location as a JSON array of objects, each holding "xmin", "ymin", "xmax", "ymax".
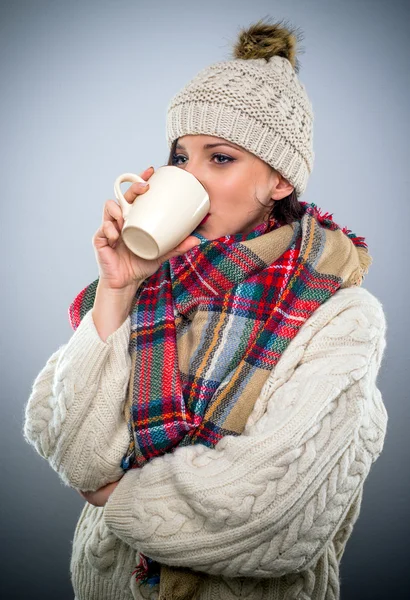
[{"xmin": 68, "ymin": 202, "xmax": 372, "ymax": 600}]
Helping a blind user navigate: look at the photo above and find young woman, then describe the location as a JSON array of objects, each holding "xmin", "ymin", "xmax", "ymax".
[{"xmin": 23, "ymin": 18, "xmax": 388, "ymax": 600}]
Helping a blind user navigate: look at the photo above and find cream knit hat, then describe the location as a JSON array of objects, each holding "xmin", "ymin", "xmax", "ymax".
[{"xmin": 166, "ymin": 18, "xmax": 314, "ymax": 197}]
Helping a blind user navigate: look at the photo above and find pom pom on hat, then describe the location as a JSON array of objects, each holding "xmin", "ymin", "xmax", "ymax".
[{"xmin": 232, "ymin": 17, "xmax": 304, "ymax": 72}]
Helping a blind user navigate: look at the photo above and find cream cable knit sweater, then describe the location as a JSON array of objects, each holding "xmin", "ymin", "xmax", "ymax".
[{"xmin": 23, "ymin": 286, "xmax": 388, "ymax": 600}]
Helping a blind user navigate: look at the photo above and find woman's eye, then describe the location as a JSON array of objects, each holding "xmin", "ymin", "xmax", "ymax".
[
  {"xmin": 171, "ymin": 153, "xmax": 233, "ymax": 166},
  {"xmin": 172, "ymin": 154, "xmax": 186, "ymax": 166},
  {"xmin": 212, "ymin": 153, "xmax": 233, "ymax": 164}
]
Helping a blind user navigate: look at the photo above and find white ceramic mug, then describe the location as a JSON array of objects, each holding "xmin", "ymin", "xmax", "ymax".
[{"xmin": 114, "ymin": 166, "xmax": 210, "ymax": 260}]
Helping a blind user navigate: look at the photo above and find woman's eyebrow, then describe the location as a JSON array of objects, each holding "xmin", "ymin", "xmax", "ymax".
[{"xmin": 175, "ymin": 142, "xmax": 243, "ymax": 151}]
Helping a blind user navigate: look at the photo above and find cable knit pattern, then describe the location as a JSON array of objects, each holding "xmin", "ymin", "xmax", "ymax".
[
  {"xmin": 23, "ymin": 286, "xmax": 387, "ymax": 600},
  {"xmin": 166, "ymin": 57, "xmax": 314, "ymax": 196},
  {"xmin": 23, "ymin": 309, "xmax": 133, "ymax": 491}
]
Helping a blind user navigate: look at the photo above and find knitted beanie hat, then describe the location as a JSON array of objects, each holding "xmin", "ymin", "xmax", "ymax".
[{"xmin": 166, "ymin": 18, "xmax": 314, "ymax": 197}]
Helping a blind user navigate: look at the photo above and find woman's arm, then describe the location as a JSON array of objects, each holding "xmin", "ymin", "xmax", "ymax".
[
  {"xmin": 23, "ymin": 306, "xmax": 133, "ymax": 492},
  {"xmin": 102, "ymin": 289, "xmax": 388, "ymax": 579}
]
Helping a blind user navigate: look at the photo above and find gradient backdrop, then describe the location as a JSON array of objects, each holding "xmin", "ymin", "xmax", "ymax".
[{"xmin": 1, "ymin": 0, "xmax": 409, "ymax": 598}]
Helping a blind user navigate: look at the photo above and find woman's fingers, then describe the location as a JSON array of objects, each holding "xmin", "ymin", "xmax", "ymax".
[
  {"xmin": 122, "ymin": 166, "xmax": 154, "ymax": 204},
  {"xmin": 93, "ymin": 218, "xmax": 120, "ymax": 249},
  {"xmin": 103, "ymin": 200, "xmax": 124, "ymax": 232},
  {"xmin": 102, "ymin": 220, "xmax": 120, "ymax": 248}
]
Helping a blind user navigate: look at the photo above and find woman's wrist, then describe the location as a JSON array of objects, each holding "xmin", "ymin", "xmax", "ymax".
[{"xmin": 92, "ymin": 279, "xmax": 143, "ymax": 342}]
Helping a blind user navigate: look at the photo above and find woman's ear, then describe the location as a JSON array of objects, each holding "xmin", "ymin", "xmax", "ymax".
[{"xmin": 271, "ymin": 172, "xmax": 294, "ymax": 201}]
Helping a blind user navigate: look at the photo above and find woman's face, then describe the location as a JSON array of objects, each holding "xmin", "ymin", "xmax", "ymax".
[{"xmin": 171, "ymin": 134, "xmax": 294, "ymax": 239}]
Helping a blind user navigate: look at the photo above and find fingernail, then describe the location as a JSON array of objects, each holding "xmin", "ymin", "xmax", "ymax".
[{"xmin": 140, "ymin": 180, "xmax": 149, "ymax": 186}]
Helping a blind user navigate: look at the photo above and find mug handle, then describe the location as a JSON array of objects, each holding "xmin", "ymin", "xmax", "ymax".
[{"xmin": 113, "ymin": 172, "xmax": 147, "ymax": 220}]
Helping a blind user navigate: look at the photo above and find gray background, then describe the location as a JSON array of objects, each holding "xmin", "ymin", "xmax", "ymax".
[{"xmin": 1, "ymin": 0, "xmax": 408, "ymax": 598}]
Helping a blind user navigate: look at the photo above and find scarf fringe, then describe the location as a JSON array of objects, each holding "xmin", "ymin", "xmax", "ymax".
[
  {"xmin": 304, "ymin": 202, "xmax": 372, "ymax": 287},
  {"xmin": 306, "ymin": 202, "xmax": 369, "ymax": 249},
  {"xmin": 131, "ymin": 554, "xmax": 160, "ymax": 587},
  {"xmin": 344, "ymin": 245, "xmax": 373, "ymax": 287}
]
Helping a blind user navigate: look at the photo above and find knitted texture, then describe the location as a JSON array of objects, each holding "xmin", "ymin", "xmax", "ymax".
[
  {"xmin": 23, "ymin": 285, "xmax": 388, "ymax": 599},
  {"xmin": 166, "ymin": 56, "xmax": 314, "ymax": 197}
]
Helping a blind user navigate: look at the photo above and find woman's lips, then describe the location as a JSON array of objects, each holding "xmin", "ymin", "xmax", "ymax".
[{"xmin": 198, "ymin": 212, "xmax": 211, "ymax": 226}]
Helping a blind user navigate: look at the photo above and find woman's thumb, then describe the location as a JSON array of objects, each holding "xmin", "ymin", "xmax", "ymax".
[
  {"xmin": 187, "ymin": 236, "xmax": 202, "ymax": 250},
  {"xmin": 176, "ymin": 235, "xmax": 202, "ymax": 254},
  {"xmin": 161, "ymin": 236, "xmax": 201, "ymax": 262}
]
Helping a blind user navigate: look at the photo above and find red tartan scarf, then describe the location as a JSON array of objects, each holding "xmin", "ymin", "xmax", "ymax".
[{"xmin": 68, "ymin": 201, "xmax": 372, "ymax": 594}]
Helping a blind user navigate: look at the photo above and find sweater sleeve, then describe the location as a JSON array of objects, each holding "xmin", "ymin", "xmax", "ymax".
[
  {"xmin": 23, "ymin": 309, "xmax": 133, "ymax": 492},
  {"xmin": 102, "ymin": 290, "xmax": 388, "ymax": 579}
]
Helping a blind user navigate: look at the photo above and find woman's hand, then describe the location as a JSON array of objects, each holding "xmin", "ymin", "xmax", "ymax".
[
  {"xmin": 92, "ymin": 166, "xmax": 201, "ymax": 290},
  {"xmin": 77, "ymin": 479, "xmax": 121, "ymax": 507}
]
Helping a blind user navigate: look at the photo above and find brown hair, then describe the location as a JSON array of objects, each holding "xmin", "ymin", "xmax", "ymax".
[{"xmin": 166, "ymin": 138, "xmax": 305, "ymax": 226}]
